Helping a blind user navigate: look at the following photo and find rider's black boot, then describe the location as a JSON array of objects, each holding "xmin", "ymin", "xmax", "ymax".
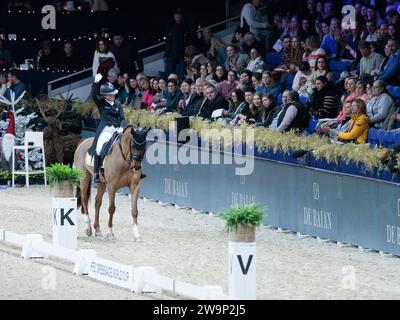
[{"xmin": 93, "ymin": 154, "xmax": 101, "ymax": 183}]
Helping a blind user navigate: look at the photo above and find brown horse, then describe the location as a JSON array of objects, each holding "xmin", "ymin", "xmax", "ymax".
[{"xmin": 73, "ymin": 125, "xmax": 149, "ymax": 241}]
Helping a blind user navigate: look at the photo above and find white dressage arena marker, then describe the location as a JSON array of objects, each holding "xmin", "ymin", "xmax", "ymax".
[{"xmin": 52, "ymin": 197, "xmax": 77, "ymax": 250}]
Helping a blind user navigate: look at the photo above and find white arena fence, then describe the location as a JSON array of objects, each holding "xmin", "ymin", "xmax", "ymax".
[{"xmin": 0, "ymin": 228, "xmax": 236, "ymax": 300}]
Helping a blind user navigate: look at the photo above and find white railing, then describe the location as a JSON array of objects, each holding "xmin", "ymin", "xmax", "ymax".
[{"xmin": 0, "ymin": 228, "xmax": 236, "ymax": 300}]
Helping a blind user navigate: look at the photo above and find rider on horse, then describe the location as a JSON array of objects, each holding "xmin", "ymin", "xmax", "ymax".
[{"xmin": 88, "ymin": 73, "xmax": 126, "ymax": 183}]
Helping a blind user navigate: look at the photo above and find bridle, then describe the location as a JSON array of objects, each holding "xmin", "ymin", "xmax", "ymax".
[{"xmin": 118, "ymin": 125, "xmax": 147, "ymax": 172}]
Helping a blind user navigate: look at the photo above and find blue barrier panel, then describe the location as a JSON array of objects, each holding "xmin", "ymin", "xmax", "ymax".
[{"xmin": 140, "ymin": 140, "xmax": 400, "ymax": 256}]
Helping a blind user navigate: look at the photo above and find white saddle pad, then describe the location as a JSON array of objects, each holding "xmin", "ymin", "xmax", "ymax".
[{"xmin": 85, "ymin": 153, "xmax": 106, "ymax": 169}]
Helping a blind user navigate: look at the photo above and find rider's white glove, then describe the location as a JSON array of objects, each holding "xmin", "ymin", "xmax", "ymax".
[
  {"xmin": 94, "ymin": 73, "xmax": 103, "ymax": 83},
  {"xmin": 117, "ymin": 127, "xmax": 124, "ymax": 134}
]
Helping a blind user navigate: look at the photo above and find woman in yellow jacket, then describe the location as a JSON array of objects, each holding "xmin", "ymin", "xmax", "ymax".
[{"xmin": 338, "ymin": 99, "xmax": 370, "ymax": 144}]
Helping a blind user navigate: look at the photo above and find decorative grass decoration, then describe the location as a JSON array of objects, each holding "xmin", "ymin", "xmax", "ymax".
[
  {"xmin": 46, "ymin": 163, "xmax": 82, "ymax": 187},
  {"xmin": 220, "ymin": 204, "xmax": 266, "ymax": 233}
]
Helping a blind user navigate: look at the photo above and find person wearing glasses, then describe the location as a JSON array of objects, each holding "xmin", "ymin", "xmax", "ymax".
[{"xmin": 366, "ymin": 80, "xmax": 393, "ymax": 129}]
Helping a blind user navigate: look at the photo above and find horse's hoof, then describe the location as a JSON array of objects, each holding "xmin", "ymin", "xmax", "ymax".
[
  {"xmin": 86, "ymin": 228, "xmax": 93, "ymax": 237},
  {"xmin": 105, "ymin": 233, "xmax": 116, "ymax": 241},
  {"xmin": 95, "ymin": 231, "xmax": 103, "ymax": 238},
  {"xmin": 134, "ymin": 236, "xmax": 142, "ymax": 243}
]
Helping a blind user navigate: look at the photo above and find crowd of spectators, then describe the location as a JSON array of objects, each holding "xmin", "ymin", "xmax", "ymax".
[{"xmin": 100, "ymin": 0, "xmax": 399, "ymax": 146}]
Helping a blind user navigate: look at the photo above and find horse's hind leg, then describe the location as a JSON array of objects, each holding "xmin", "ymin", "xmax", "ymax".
[
  {"xmin": 94, "ymin": 182, "xmax": 106, "ymax": 237},
  {"xmin": 106, "ymin": 187, "xmax": 117, "ymax": 240},
  {"xmin": 130, "ymin": 183, "xmax": 141, "ymax": 242}
]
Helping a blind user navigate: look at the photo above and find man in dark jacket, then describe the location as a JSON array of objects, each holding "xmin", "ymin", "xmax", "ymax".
[
  {"xmin": 89, "ymin": 74, "xmax": 126, "ymax": 182},
  {"xmin": 198, "ymin": 84, "xmax": 229, "ymax": 120},
  {"xmin": 110, "ymin": 33, "xmax": 143, "ymax": 75},
  {"xmin": 182, "ymin": 79, "xmax": 206, "ymax": 116},
  {"xmin": 268, "ymin": 90, "xmax": 310, "ymax": 132}
]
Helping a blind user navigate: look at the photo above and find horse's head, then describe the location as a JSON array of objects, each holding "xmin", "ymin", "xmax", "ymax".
[{"xmin": 130, "ymin": 127, "xmax": 151, "ymax": 171}]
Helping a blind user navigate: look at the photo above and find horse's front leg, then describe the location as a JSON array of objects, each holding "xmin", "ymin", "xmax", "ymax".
[
  {"xmin": 94, "ymin": 182, "xmax": 106, "ymax": 237},
  {"xmin": 130, "ymin": 182, "xmax": 141, "ymax": 242},
  {"xmin": 106, "ymin": 186, "xmax": 117, "ymax": 240}
]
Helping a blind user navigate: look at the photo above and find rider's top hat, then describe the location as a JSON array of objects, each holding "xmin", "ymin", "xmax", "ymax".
[{"xmin": 100, "ymin": 82, "xmax": 119, "ymax": 96}]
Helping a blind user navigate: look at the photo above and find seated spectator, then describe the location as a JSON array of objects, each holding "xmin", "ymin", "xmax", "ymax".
[
  {"xmin": 355, "ymin": 81, "xmax": 369, "ymax": 102},
  {"xmin": 140, "ymin": 77, "xmax": 153, "ymax": 110},
  {"xmin": 319, "ymin": 100, "xmax": 353, "ymax": 139},
  {"xmin": 252, "ymin": 72, "xmax": 262, "ymax": 88},
  {"xmin": 258, "ymin": 93, "xmax": 277, "ymax": 126},
  {"xmin": 224, "ymin": 45, "xmax": 250, "ymax": 75},
  {"xmin": 363, "ymin": 19, "xmax": 378, "ymax": 43},
  {"xmin": 152, "ymin": 77, "xmax": 168, "ymax": 108},
  {"xmin": 366, "ymin": 80, "xmax": 393, "ymax": 128},
  {"xmin": 292, "ymin": 61, "xmax": 314, "ymax": 97},
  {"xmin": 278, "ymin": 35, "xmax": 292, "ymax": 69},
  {"xmin": 231, "ymin": 26, "xmax": 246, "ymax": 47},
  {"xmin": 376, "ymin": 23, "xmax": 390, "ymax": 54},
  {"xmin": 242, "ymin": 32, "xmax": 263, "ymax": 56},
  {"xmin": 155, "ymin": 79, "xmax": 183, "ymax": 114},
  {"xmin": 223, "ymin": 89, "xmax": 247, "ymax": 120},
  {"xmin": 262, "ymin": 90, "xmax": 289, "ymax": 128},
  {"xmin": 115, "ymin": 73, "xmax": 131, "ymax": 105},
  {"xmin": 228, "ymin": 88, "xmax": 255, "ymax": 125},
  {"xmin": 359, "ymin": 41, "xmax": 384, "ymax": 78},
  {"xmin": 206, "ymin": 60, "xmax": 218, "ymax": 82},
  {"xmin": 339, "ymin": 26, "xmax": 361, "ymax": 61},
  {"xmin": 182, "ymin": 79, "xmax": 206, "ymax": 117},
  {"xmin": 234, "ymin": 92, "xmax": 266, "ymax": 125},
  {"xmin": 308, "ymin": 75, "xmax": 340, "ymax": 118},
  {"xmin": 237, "ymin": 70, "xmax": 254, "ymax": 93},
  {"xmin": 342, "ymin": 77, "xmax": 359, "ymax": 103},
  {"xmin": 92, "ymin": 38, "xmax": 118, "ymax": 77},
  {"xmin": 387, "ymin": 23, "xmax": 399, "ymax": 41},
  {"xmin": 310, "ymin": 56, "xmax": 335, "ymax": 89},
  {"xmin": 4, "ymin": 69, "xmax": 26, "ymax": 102},
  {"xmin": 58, "ymin": 42, "xmax": 81, "ymax": 71},
  {"xmin": 0, "ymin": 71, "xmax": 7, "ymax": 96},
  {"xmin": 338, "ymin": 99, "xmax": 370, "ymax": 144},
  {"xmin": 38, "ymin": 41, "xmax": 59, "ymax": 70},
  {"xmin": 184, "ymin": 45, "xmax": 209, "ymax": 70},
  {"xmin": 256, "ymin": 71, "xmax": 280, "ymax": 98},
  {"xmin": 246, "ymin": 47, "xmax": 266, "ymax": 74},
  {"xmin": 219, "ymin": 70, "xmax": 239, "ymax": 99},
  {"xmin": 321, "ymin": 18, "xmax": 340, "ymax": 59},
  {"xmin": 199, "ymin": 28, "xmax": 225, "ymax": 60},
  {"xmin": 128, "ymin": 77, "xmax": 142, "ymax": 109},
  {"xmin": 214, "ymin": 65, "xmax": 227, "ymax": 83},
  {"xmin": 303, "ymin": 36, "xmax": 326, "ymax": 70},
  {"xmin": 290, "ymin": 37, "xmax": 304, "ymax": 68},
  {"xmin": 376, "ymin": 39, "xmax": 400, "ymax": 84},
  {"xmin": 197, "ymin": 84, "xmax": 229, "ymax": 119},
  {"xmin": 298, "ymin": 18, "xmax": 315, "ymax": 42},
  {"xmin": 177, "ymin": 79, "xmax": 194, "ymax": 113},
  {"xmin": 269, "ymin": 90, "xmax": 310, "ymax": 132}
]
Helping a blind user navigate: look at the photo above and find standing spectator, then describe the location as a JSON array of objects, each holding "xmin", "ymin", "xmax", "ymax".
[
  {"xmin": 92, "ymin": 38, "xmax": 118, "ymax": 77},
  {"xmin": 164, "ymin": 8, "xmax": 191, "ymax": 79},
  {"xmin": 240, "ymin": 0, "xmax": 270, "ymax": 49},
  {"xmin": 224, "ymin": 45, "xmax": 250, "ymax": 76},
  {"xmin": 110, "ymin": 33, "xmax": 143, "ymax": 76},
  {"xmin": 58, "ymin": 41, "xmax": 81, "ymax": 71}
]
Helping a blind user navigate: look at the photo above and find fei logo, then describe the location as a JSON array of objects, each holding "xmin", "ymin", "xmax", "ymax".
[
  {"xmin": 342, "ymin": 5, "xmax": 356, "ymax": 30},
  {"xmin": 42, "ymin": 5, "xmax": 56, "ymax": 30}
]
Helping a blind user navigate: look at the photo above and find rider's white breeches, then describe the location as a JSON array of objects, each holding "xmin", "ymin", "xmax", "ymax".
[{"xmin": 96, "ymin": 125, "xmax": 117, "ymax": 155}]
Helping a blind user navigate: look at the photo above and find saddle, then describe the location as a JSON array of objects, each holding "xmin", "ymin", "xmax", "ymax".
[{"xmin": 86, "ymin": 132, "xmax": 121, "ymax": 168}]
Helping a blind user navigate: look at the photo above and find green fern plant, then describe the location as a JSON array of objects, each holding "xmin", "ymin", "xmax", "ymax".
[
  {"xmin": 46, "ymin": 163, "xmax": 82, "ymax": 187},
  {"xmin": 220, "ymin": 204, "xmax": 266, "ymax": 233}
]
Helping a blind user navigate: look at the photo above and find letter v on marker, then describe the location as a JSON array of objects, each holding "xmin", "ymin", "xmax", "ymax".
[{"xmin": 237, "ymin": 255, "xmax": 253, "ymax": 275}]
